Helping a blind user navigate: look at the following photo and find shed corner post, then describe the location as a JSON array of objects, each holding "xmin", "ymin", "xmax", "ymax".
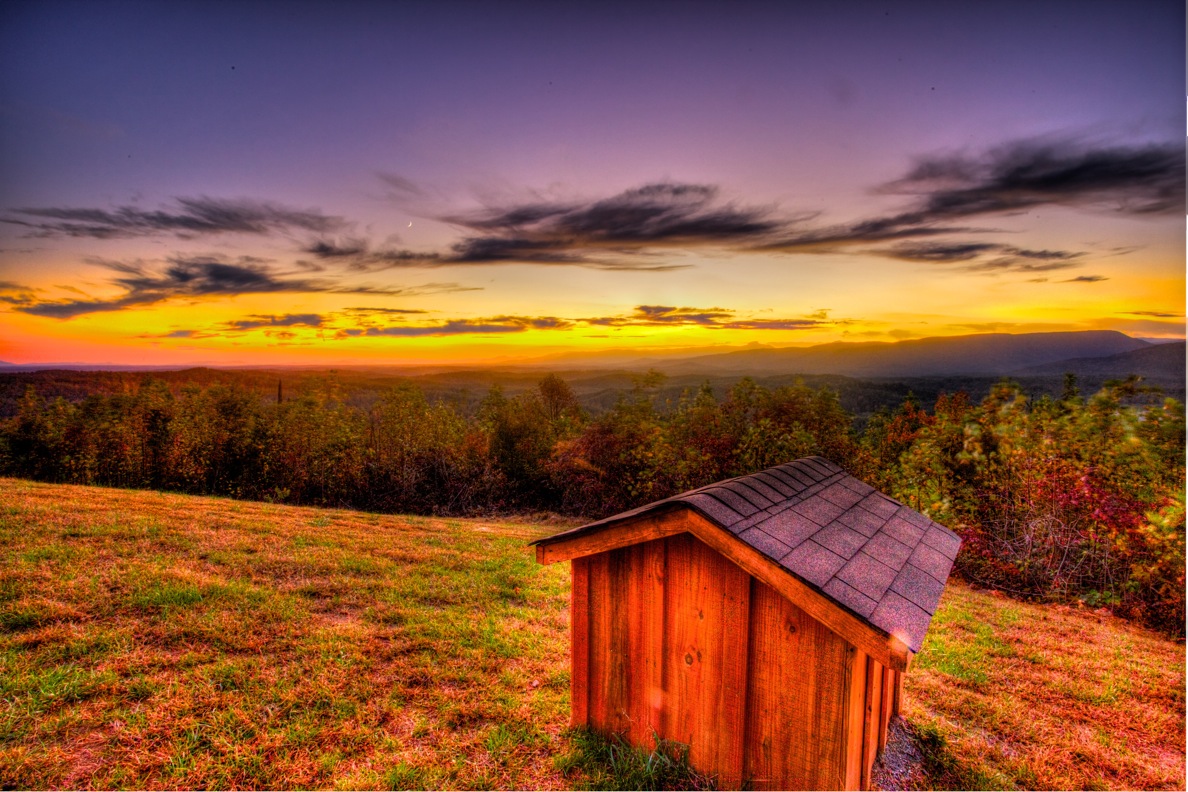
[{"xmin": 571, "ymin": 556, "xmax": 590, "ymax": 728}]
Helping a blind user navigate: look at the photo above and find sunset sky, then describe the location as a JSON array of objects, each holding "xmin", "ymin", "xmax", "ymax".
[{"xmin": 1, "ymin": 0, "xmax": 1183, "ymax": 366}]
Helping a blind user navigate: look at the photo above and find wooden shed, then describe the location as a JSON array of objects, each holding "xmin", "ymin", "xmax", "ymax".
[{"xmin": 533, "ymin": 456, "xmax": 960, "ymax": 790}]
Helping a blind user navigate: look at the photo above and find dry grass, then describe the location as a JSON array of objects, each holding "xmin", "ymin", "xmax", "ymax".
[
  {"xmin": 0, "ymin": 478, "xmax": 578, "ymax": 790},
  {"xmin": 891, "ymin": 581, "xmax": 1186, "ymax": 790},
  {"xmin": 1, "ymin": 477, "xmax": 1183, "ymax": 790}
]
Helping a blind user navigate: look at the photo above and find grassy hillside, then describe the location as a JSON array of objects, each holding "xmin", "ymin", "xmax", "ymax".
[{"xmin": 1, "ymin": 480, "xmax": 1183, "ymax": 790}]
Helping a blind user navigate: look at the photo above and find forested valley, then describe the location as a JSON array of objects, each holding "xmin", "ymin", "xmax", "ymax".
[{"xmin": 3, "ymin": 370, "xmax": 1183, "ymax": 633}]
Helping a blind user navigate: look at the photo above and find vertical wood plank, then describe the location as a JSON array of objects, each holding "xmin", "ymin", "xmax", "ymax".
[
  {"xmin": 570, "ymin": 557, "xmax": 590, "ymax": 727},
  {"xmin": 879, "ymin": 664, "xmax": 894, "ymax": 753},
  {"xmin": 843, "ymin": 647, "xmax": 866, "ymax": 791},
  {"xmin": 861, "ymin": 658, "xmax": 883, "ymax": 789},
  {"xmin": 892, "ymin": 668, "xmax": 903, "ymax": 718},
  {"xmin": 661, "ymin": 533, "xmax": 751, "ymax": 788},
  {"xmin": 606, "ymin": 547, "xmax": 633, "ymax": 733},
  {"xmin": 624, "ymin": 539, "xmax": 665, "ymax": 746},
  {"xmin": 586, "ymin": 552, "xmax": 612, "ymax": 732}
]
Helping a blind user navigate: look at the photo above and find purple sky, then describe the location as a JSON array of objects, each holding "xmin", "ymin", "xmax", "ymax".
[{"xmin": 0, "ymin": 0, "xmax": 1183, "ymax": 364}]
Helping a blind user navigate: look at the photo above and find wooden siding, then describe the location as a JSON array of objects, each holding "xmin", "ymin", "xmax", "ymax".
[
  {"xmin": 743, "ymin": 578, "xmax": 852, "ymax": 790},
  {"xmin": 541, "ymin": 509, "xmax": 913, "ymax": 672},
  {"xmin": 575, "ymin": 531, "xmax": 895, "ymax": 790}
]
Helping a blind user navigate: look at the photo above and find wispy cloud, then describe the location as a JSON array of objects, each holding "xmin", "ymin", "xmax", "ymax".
[
  {"xmin": 1121, "ymin": 310, "xmax": 1183, "ymax": 318},
  {"xmin": 305, "ymin": 182, "xmax": 789, "ymax": 271},
  {"xmin": 3, "ymin": 196, "xmax": 347, "ymax": 239},
  {"xmin": 0, "ymin": 280, "xmax": 39, "ymax": 307},
  {"xmin": 758, "ymin": 138, "xmax": 1182, "ymax": 258},
  {"xmin": 332, "ymin": 305, "xmax": 839, "ymax": 338},
  {"xmin": 582, "ymin": 305, "xmax": 839, "ymax": 331},
  {"xmin": 883, "ymin": 138, "xmax": 1185, "ymax": 218},
  {"xmin": 321, "ymin": 139, "xmax": 1177, "ymax": 272},
  {"xmin": 344, "ymin": 306, "xmax": 431, "ymax": 315},
  {"xmin": 361, "ymin": 316, "xmax": 573, "ymax": 337},
  {"xmin": 12, "ymin": 256, "xmax": 462, "ymax": 318},
  {"xmin": 1062, "ymin": 275, "xmax": 1108, "ymax": 283},
  {"xmin": 223, "ymin": 313, "xmax": 325, "ymax": 331},
  {"xmin": 880, "ymin": 242, "xmax": 1083, "ymax": 272}
]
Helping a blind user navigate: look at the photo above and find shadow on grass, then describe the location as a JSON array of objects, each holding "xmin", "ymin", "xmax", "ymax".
[{"xmin": 877, "ymin": 717, "xmax": 1041, "ymax": 791}]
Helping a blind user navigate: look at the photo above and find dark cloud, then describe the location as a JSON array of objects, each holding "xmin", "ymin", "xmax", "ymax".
[
  {"xmin": 1062, "ymin": 275, "xmax": 1109, "ymax": 283},
  {"xmin": 3, "ymin": 196, "xmax": 347, "ymax": 239},
  {"xmin": 881, "ymin": 242, "xmax": 1083, "ymax": 272},
  {"xmin": 223, "ymin": 313, "xmax": 325, "ymax": 331},
  {"xmin": 305, "ymin": 183, "xmax": 785, "ymax": 271},
  {"xmin": 582, "ymin": 305, "xmax": 835, "ymax": 331},
  {"xmin": 759, "ymin": 138, "xmax": 1182, "ymax": 257},
  {"xmin": 718, "ymin": 318, "xmax": 833, "ymax": 331},
  {"xmin": 885, "ymin": 139, "xmax": 1185, "ymax": 218},
  {"xmin": 14, "ymin": 255, "xmax": 433, "ymax": 318},
  {"xmin": 136, "ymin": 328, "xmax": 222, "ymax": 340},
  {"xmin": 322, "ymin": 304, "xmax": 842, "ymax": 339},
  {"xmin": 303, "ymin": 234, "xmax": 686, "ymax": 272},
  {"xmin": 362, "ymin": 315, "xmax": 571, "ymax": 337},
  {"xmin": 302, "ymin": 238, "xmax": 444, "ymax": 271},
  {"xmin": 340, "ymin": 305, "xmax": 835, "ymax": 338},
  {"xmin": 345, "ymin": 306, "xmax": 430, "ymax": 315},
  {"xmin": 1122, "ymin": 310, "xmax": 1183, "ymax": 318},
  {"xmin": 456, "ymin": 183, "xmax": 785, "ymax": 242},
  {"xmin": 0, "ymin": 280, "xmax": 38, "ymax": 307},
  {"xmin": 306, "ymin": 140, "xmax": 1179, "ymax": 273},
  {"xmin": 445, "ymin": 183, "xmax": 784, "ymax": 269}
]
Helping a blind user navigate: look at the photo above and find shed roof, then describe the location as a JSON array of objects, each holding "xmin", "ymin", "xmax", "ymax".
[{"xmin": 534, "ymin": 457, "xmax": 960, "ymax": 653}]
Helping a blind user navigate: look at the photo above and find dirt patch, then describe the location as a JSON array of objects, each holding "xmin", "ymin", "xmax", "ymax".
[{"xmin": 873, "ymin": 717, "xmax": 928, "ymax": 791}]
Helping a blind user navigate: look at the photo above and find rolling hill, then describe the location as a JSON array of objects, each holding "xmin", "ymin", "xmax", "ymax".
[
  {"xmin": 1, "ymin": 478, "xmax": 1183, "ymax": 790},
  {"xmin": 652, "ymin": 330, "xmax": 1153, "ymax": 378}
]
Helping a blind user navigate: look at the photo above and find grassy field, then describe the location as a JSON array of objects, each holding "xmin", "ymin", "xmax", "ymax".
[{"xmin": 1, "ymin": 478, "xmax": 1184, "ymax": 790}]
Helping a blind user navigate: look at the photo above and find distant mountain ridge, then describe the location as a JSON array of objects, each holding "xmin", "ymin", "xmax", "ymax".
[
  {"xmin": 652, "ymin": 330, "xmax": 1154, "ymax": 378},
  {"xmin": 1011, "ymin": 340, "xmax": 1185, "ymax": 383}
]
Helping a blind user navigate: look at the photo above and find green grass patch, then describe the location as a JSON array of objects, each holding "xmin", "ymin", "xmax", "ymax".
[
  {"xmin": 557, "ymin": 728, "xmax": 715, "ymax": 790},
  {"xmin": 132, "ymin": 582, "xmax": 203, "ymax": 611}
]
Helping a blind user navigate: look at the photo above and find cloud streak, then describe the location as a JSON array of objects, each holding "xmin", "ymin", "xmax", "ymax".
[
  {"xmin": 4, "ymin": 196, "xmax": 347, "ymax": 239},
  {"xmin": 758, "ymin": 138, "xmax": 1182, "ymax": 257},
  {"xmin": 12, "ymin": 256, "xmax": 472, "ymax": 318},
  {"xmin": 305, "ymin": 182, "xmax": 791, "ymax": 271},
  {"xmin": 361, "ymin": 316, "xmax": 573, "ymax": 337},
  {"xmin": 885, "ymin": 139, "xmax": 1185, "ymax": 218},
  {"xmin": 323, "ymin": 139, "xmax": 1178, "ymax": 272},
  {"xmin": 582, "ymin": 305, "xmax": 840, "ymax": 331},
  {"xmin": 222, "ymin": 313, "xmax": 325, "ymax": 331},
  {"xmin": 879, "ymin": 242, "xmax": 1083, "ymax": 272},
  {"xmin": 332, "ymin": 305, "xmax": 840, "ymax": 339},
  {"xmin": 1121, "ymin": 310, "xmax": 1183, "ymax": 318}
]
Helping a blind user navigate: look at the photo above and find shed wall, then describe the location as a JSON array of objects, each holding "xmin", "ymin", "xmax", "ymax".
[{"xmin": 571, "ymin": 530, "xmax": 897, "ymax": 790}]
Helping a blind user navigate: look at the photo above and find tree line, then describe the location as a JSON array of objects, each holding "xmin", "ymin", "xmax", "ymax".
[{"xmin": 2, "ymin": 371, "xmax": 1182, "ymax": 632}]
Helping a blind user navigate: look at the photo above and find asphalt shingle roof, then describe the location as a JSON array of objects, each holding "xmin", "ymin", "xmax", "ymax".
[{"xmin": 539, "ymin": 456, "xmax": 960, "ymax": 653}]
